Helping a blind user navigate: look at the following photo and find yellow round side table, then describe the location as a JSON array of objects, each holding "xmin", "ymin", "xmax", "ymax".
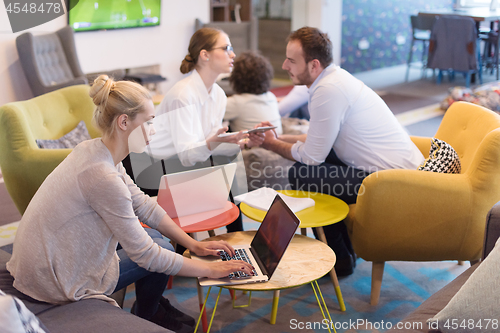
[{"xmin": 240, "ymin": 189, "xmax": 349, "ymax": 312}]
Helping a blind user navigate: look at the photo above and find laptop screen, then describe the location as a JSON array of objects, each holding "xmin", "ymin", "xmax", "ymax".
[{"xmin": 250, "ymin": 195, "xmax": 300, "ymax": 278}]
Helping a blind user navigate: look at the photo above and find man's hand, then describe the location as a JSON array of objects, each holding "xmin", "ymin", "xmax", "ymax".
[
  {"xmin": 255, "ymin": 121, "xmax": 278, "ymax": 149},
  {"xmin": 243, "ymin": 124, "xmax": 267, "ymax": 148}
]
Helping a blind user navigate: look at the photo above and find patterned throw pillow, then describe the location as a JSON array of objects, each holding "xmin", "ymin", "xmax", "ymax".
[
  {"xmin": 36, "ymin": 121, "xmax": 91, "ymax": 149},
  {"xmin": 417, "ymin": 138, "xmax": 461, "ymax": 174}
]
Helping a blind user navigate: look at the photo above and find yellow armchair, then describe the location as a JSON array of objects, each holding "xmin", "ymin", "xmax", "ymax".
[
  {"xmin": 0, "ymin": 85, "xmax": 99, "ymax": 214},
  {"xmin": 345, "ymin": 101, "xmax": 500, "ymax": 305}
]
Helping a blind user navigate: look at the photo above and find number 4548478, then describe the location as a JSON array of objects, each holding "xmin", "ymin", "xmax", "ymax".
[
  {"xmin": 6, "ymin": 2, "xmax": 62, "ymax": 14},
  {"xmin": 444, "ymin": 319, "xmax": 498, "ymax": 330}
]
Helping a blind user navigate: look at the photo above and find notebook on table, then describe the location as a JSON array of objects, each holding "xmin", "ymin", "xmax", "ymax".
[
  {"xmin": 191, "ymin": 195, "xmax": 301, "ymax": 286},
  {"xmin": 157, "ymin": 163, "xmax": 236, "ymax": 224},
  {"xmin": 234, "ymin": 187, "xmax": 315, "ymax": 213}
]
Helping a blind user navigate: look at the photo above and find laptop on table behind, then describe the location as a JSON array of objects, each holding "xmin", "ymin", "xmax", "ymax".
[
  {"xmin": 192, "ymin": 195, "xmax": 301, "ymax": 286},
  {"xmin": 156, "ymin": 163, "xmax": 236, "ymax": 226}
]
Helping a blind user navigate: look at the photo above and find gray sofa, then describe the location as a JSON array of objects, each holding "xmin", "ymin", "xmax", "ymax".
[
  {"xmin": 0, "ymin": 250, "xmax": 169, "ymax": 333},
  {"xmin": 391, "ymin": 201, "xmax": 500, "ymax": 332}
]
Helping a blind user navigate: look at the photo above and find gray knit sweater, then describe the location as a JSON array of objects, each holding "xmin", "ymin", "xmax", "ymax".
[{"xmin": 7, "ymin": 139, "xmax": 184, "ymax": 304}]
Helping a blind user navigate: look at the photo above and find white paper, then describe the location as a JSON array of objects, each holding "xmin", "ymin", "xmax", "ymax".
[{"xmin": 234, "ymin": 187, "xmax": 315, "ymax": 213}]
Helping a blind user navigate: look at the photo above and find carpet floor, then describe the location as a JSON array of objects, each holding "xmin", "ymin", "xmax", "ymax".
[
  {"xmin": 122, "ymin": 253, "xmax": 469, "ymax": 333},
  {"xmin": 0, "ymin": 78, "xmax": 461, "ymax": 332}
]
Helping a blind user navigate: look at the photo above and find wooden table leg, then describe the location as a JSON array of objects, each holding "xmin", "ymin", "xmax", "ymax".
[
  {"xmin": 315, "ymin": 227, "xmax": 346, "ymax": 312},
  {"xmin": 270, "ymin": 290, "xmax": 280, "ymax": 324},
  {"xmin": 301, "ymin": 227, "xmax": 307, "ymax": 236}
]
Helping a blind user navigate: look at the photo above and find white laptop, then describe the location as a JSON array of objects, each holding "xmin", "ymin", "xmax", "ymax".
[
  {"xmin": 192, "ymin": 195, "xmax": 301, "ymax": 286},
  {"xmin": 157, "ymin": 163, "xmax": 237, "ymax": 221}
]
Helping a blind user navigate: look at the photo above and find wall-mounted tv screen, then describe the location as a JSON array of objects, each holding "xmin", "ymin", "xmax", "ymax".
[{"xmin": 68, "ymin": 0, "xmax": 161, "ymax": 32}]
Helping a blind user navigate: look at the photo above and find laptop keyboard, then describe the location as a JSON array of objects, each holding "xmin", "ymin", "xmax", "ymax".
[{"xmin": 219, "ymin": 249, "xmax": 258, "ymax": 279}]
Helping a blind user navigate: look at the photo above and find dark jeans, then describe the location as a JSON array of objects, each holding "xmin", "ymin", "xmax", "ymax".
[
  {"xmin": 288, "ymin": 150, "xmax": 370, "ymax": 260},
  {"xmin": 289, "ymin": 103, "xmax": 310, "ymax": 120},
  {"xmin": 114, "ymin": 228, "xmax": 172, "ymax": 319}
]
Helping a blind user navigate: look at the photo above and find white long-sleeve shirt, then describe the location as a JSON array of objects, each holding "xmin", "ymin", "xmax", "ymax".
[
  {"xmin": 291, "ymin": 65, "xmax": 424, "ymax": 171},
  {"xmin": 224, "ymin": 92, "xmax": 283, "ymax": 134},
  {"xmin": 278, "ymin": 85, "xmax": 309, "ymax": 117},
  {"xmin": 7, "ymin": 139, "xmax": 184, "ymax": 305},
  {"xmin": 148, "ymin": 70, "xmax": 239, "ymax": 166}
]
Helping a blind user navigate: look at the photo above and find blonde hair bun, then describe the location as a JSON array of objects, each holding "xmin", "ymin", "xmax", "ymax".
[
  {"xmin": 89, "ymin": 75, "xmax": 113, "ymax": 107},
  {"xmin": 89, "ymin": 74, "xmax": 151, "ymax": 137}
]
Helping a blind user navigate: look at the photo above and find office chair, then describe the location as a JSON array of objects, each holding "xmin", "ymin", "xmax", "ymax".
[
  {"xmin": 480, "ymin": 27, "xmax": 499, "ymax": 80},
  {"xmin": 427, "ymin": 15, "xmax": 482, "ymax": 88},
  {"xmin": 405, "ymin": 15, "xmax": 436, "ymax": 82}
]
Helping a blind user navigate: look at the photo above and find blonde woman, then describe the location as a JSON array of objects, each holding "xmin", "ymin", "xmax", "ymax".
[{"xmin": 7, "ymin": 75, "xmax": 254, "ymax": 333}]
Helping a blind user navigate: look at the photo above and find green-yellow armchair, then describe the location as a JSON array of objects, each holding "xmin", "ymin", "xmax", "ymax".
[
  {"xmin": 0, "ymin": 85, "xmax": 99, "ymax": 215},
  {"xmin": 345, "ymin": 101, "xmax": 500, "ymax": 305}
]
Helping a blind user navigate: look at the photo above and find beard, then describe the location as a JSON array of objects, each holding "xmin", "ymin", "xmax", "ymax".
[{"xmin": 292, "ymin": 67, "xmax": 314, "ymax": 86}]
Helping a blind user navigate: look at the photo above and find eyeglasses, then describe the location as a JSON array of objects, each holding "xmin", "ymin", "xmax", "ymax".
[{"xmin": 210, "ymin": 45, "xmax": 234, "ymax": 54}]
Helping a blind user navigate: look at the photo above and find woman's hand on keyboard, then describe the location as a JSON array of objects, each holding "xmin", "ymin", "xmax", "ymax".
[
  {"xmin": 191, "ymin": 240, "xmax": 236, "ymax": 257},
  {"xmin": 208, "ymin": 260, "xmax": 255, "ymax": 279}
]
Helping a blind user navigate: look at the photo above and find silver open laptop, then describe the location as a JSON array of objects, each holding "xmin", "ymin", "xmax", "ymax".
[
  {"xmin": 157, "ymin": 163, "xmax": 236, "ymax": 219},
  {"xmin": 192, "ymin": 195, "xmax": 301, "ymax": 286}
]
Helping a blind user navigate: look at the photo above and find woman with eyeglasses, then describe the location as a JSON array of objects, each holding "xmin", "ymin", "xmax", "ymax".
[
  {"xmin": 146, "ymin": 27, "xmax": 263, "ymax": 166},
  {"xmin": 130, "ymin": 27, "xmax": 264, "ymax": 233}
]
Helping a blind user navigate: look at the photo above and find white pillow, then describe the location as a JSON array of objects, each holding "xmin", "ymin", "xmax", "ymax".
[
  {"xmin": 427, "ymin": 238, "xmax": 500, "ymax": 332},
  {"xmin": 0, "ymin": 290, "xmax": 47, "ymax": 333}
]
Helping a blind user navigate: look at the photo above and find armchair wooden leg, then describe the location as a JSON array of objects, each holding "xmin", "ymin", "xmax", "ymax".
[
  {"xmin": 458, "ymin": 261, "xmax": 465, "ymax": 265},
  {"xmin": 371, "ymin": 262, "xmax": 385, "ymax": 306}
]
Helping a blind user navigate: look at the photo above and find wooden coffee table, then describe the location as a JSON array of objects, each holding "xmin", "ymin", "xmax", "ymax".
[{"xmin": 189, "ymin": 231, "xmax": 337, "ymax": 333}]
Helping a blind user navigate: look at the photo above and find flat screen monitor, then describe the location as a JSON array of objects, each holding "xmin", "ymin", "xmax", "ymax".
[{"xmin": 67, "ymin": 0, "xmax": 161, "ymax": 32}]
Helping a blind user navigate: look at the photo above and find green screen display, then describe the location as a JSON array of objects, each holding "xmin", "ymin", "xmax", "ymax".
[{"xmin": 68, "ymin": 0, "xmax": 161, "ymax": 32}]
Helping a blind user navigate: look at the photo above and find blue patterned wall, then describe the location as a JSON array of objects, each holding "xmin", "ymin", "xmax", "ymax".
[{"xmin": 340, "ymin": 0, "xmax": 453, "ymax": 73}]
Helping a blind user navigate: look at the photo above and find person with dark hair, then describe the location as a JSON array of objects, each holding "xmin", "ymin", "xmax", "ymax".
[
  {"xmin": 258, "ymin": 27, "xmax": 424, "ymax": 276},
  {"xmin": 224, "ymin": 51, "xmax": 282, "ymax": 134}
]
